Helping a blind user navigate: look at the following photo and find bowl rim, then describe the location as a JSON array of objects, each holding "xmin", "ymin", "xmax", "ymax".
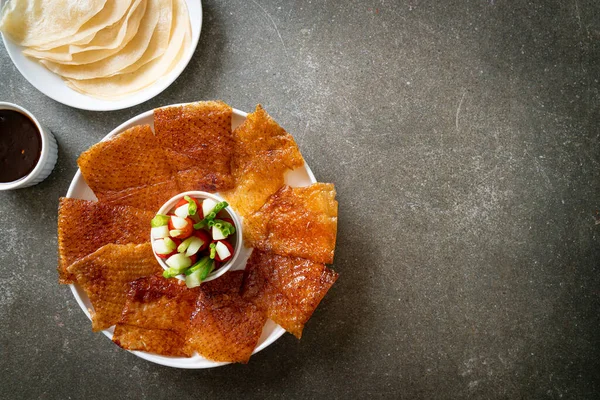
[
  {"xmin": 151, "ymin": 190, "xmax": 243, "ymax": 283},
  {"xmin": 0, "ymin": 101, "xmax": 51, "ymax": 190}
]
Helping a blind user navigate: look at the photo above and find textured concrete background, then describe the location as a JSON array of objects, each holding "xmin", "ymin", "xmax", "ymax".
[{"xmin": 1, "ymin": 0, "xmax": 599, "ymax": 398}]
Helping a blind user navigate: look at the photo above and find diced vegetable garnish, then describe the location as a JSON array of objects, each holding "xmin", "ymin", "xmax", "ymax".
[
  {"xmin": 208, "ymin": 219, "xmax": 235, "ymax": 239},
  {"xmin": 154, "ymin": 196, "xmax": 236, "ymax": 281},
  {"xmin": 151, "ymin": 214, "xmax": 170, "ymax": 227},
  {"xmin": 212, "ymin": 225, "xmax": 226, "ymax": 240},
  {"xmin": 184, "ymin": 195, "xmax": 199, "ymax": 216},
  {"xmin": 174, "ymin": 204, "xmax": 189, "ymax": 219},
  {"xmin": 202, "ymin": 198, "xmax": 218, "ymax": 219},
  {"xmin": 170, "ymin": 216, "xmax": 188, "ymax": 229},
  {"xmin": 185, "ymin": 269, "xmax": 202, "ymax": 288},
  {"xmin": 165, "ymin": 253, "xmax": 192, "ymax": 273},
  {"xmin": 215, "ymin": 241, "xmax": 232, "ymax": 261},
  {"xmin": 184, "ymin": 256, "xmax": 211, "ymax": 275},
  {"xmin": 177, "ymin": 236, "xmax": 194, "ymax": 253},
  {"xmin": 185, "ymin": 237, "xmax": 204, "ymax": 257},
  {"xmin": 151, "ymin": 225, "xmax": 170, "ymax": 239},
  {"xmin": 193, "ymin": 230, "xmax": 210, "ymax": 250},
  {"xmin": 153, "ymin": 238, "xmax": 176, "ymax": 255},
  {"xmin": 204, "ymin": 201, "xmax": 228, "ymax": 221},
  {"xmin": 169, "ymin": 216, "xmax": 193, "ymax": 239}
]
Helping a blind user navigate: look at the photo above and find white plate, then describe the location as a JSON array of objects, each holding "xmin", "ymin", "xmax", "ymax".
[
  {"xmin": 65, "ymin": 105, "xmax": 317, "ymax": 368},
  {"xmin": 0, "ymin": 0, "xmax": 202, "ymax": 111}
]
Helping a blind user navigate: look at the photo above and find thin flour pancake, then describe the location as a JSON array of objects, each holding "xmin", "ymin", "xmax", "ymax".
[
  {"xmin": 154, "ymin": 101, "xmax": 235, "ymax": 192},
  {"xmin": 65, "ymin": 0, "xmax": 190, "ymax": 99},
  {"xmin": 244, "ymin": 183, "xmax": 338, "ymax": 264},
  {"xmin": 57, "ymin": 198, "xmax": 153, "ymax": 284},
  {"xmin": 113, "ymin": 275, "xmax": 198, "ymax": 357},
  {"xmin": 0, "ymin": 0, "xmax": 107, "ymax": 47},
  {"xmin": 118, "ymin": 0, "xmax": 172, "ymax": 74},
  {"xmin": 221, "ymin": 105, "xmax": 304, "ymax": 217},
  {"xmin": 25, "ymin": 0, "xmax": 133, "ymax": 51},
  {"xmin": 67, "ymin": 243, "xmax": 162, "ymax": 332},
  {"xmin": 242, "ymin": 250, "xmax": 338, "ymax": 339},
  {"xmin": 188, "ymin": 271, "xmax": 267, "ymax": 363},
  {"xmin": 77, "ymin": 124, "xmax": 179, "ymax": 211},
  {"xmin": 24, "ymin": 0, "xmax": 146, "ymax": 65},
  {"xmin": 40, "ymin": 0, "xmax": 162, "ymax": 80}
]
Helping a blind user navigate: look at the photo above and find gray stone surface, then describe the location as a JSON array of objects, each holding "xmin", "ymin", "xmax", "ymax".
[{"xmin": 1, "ymin": 0, "xmax": 599, "ymax": 398}]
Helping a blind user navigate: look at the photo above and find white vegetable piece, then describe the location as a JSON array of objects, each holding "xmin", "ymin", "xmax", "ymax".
[
  {"xmin": 185, "ymin": 237, "xmax": 204, "ymax": 257},
  {"xmin": 171, "ymin": 215, "xmax": 188, "ymax": 229},
  {"xmin": 215, "ymin": 241, "xmax": 231, "ymax": 260},
  {"xmin": 151, "ymin": 225, "xmax": 170, "ymax": 239},
  {"xmin": 165, "ymin": 253, "xmax": 192, "ymax": 271},
  {"xmin": 202, "ymin": 198, "xmax": 218, "ymax": 218},
  {"xmin": 153, "ymin": 239, "xmax": 174, "ymax": 255},
  {"xmin": 174, "ymin": 204, "xmax": 189, "ymax": 219},
  {"xmin": 212, "ymin": 226, "xmax": 226, "ymax": 240}
]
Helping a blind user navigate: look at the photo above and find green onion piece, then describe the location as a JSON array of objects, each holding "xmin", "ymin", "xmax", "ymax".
[
  {"xmin": 209, "ymin": 243, "xmax": 217, "ymax": 259},
  {"xmin": 213, "ymin": 219, "xmax": 236, "ymax": 236},
  {"xmin": 205, "ymin": 201, "xmax": 228, "ymax": 220},
  {"xmin": 163, "ymin": 267, "xmax": 181, "ymax": 279},
  {"xmin": 184, "ymin": 259, "xmax": 215, "ymax": 288},
  {"xmin": 184, "ymin": 195, "xmax": 197, "ymax": 216},
  {"xmin": 184, "ymin": 256, "xmax": 211, "ymax": 276},
  {"xmin": 193, "ymin": 219, "xmax": 208, "ymax": 230},
  {"xmin": 151, "ymin": 214, "xmax": 170, "ymax": 227},
  {"xmin": 199, "ymin": 260, "xmax": 215, "ymax": 280}
]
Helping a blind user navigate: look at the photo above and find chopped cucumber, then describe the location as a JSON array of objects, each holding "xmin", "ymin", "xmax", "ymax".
[
  {"xmin": 178, "ymin": 236, "xmax": 194, "ymax": 253},
  {"xmin": 185, "ymin": 237, "xmax": 203, "ymax": 256},
  {"xmin": 153, "ymin": 238, "xmax": 175, "ymax": 255},
  {"xmin": 174, "ymin": 204, "xmax": 189, "ymax": 219},
  {"xmin": 163, "ymin": 267, "xmax": 182, "ymax": 279},
  {"xmin": 184, "ymin": 258, "xmax": 214, "ymax": 287},
  {"xmin": 171, "ymin": 216, "xmax": 188, "ymax": 229},
  {"xmin": 185, "ymin": 256, "xmax": 210, "ymax": 275},
  {"xmin": 151, "ymin": 225, "xmax": 170, "ymax": 239},
  {"xmin": 185, "ymin": 269, "xmax": 202, "ymax": 288},
  {"xmin": 151, "ymin": 214, "xmax": 170, "ymax": 227},
  {"xmin": 215, "ymin": 241, "xmax": 231, "ymax": 260},
  {"xmin": 169, "ymin": 229, "xmax": 182, "ymax": 237},
  {"xmin": 202, "ymin": 198, "xmax": 218, "ymax": 218},
  {"xmin": 165, "ymin": 253, "xmax": 192, "ymax": 273}
]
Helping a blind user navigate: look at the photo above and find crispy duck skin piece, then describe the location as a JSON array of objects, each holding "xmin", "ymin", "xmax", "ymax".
[
  {"xmin": 67, "ymin": 243, "xmax": 162, "ymax": 332},
  {"xmin": 57, "ymin": 198, "xmax": 153, "ymax": 284},
  {"xmin": 187, "ymin": 271, "xmax": 267, "ymax": 363},
  {"xmin": 154, "ymin": 101, "xmax": 235, "ymax": 192},
  {"xmin": 242, "ymin": 250, "xmax": 338, "ymax": 339},
  {"xmin": 221, "ymin": 104, "xmax": 304, "ymax": 217},
  {"xmin": 113, "ymin": 275, "xmax": 199, "ymax": 357},
  {"xmin": 77, "ymin": 124, "xmax": 179, "ymax": 211},
  {"xmin": 244, "ymin": 183, "xmax": 338, "ymax": 264}
]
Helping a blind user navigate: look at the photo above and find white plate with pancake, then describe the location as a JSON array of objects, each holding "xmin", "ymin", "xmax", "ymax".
[
  {"xmin": 65, "ymin": 105, "xmax": 317, "ymax": 368},
  {"xmin": 0, "ymin": 0, "xmax": 202, "ymax": 111}
]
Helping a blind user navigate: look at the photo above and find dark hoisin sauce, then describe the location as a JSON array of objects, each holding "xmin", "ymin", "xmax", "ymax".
[{"xmin": 0, "ymin": 110, "xmax": 42, "ymax": 183}]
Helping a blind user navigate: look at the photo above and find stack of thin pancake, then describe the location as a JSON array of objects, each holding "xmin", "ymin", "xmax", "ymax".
[
  {"xmin": 0, "ymin": 0, "xmax": 191, "ymax": 99},
  {"xmin": 57, "ymin": 101, "xmax": 338, "ymax": 363}
]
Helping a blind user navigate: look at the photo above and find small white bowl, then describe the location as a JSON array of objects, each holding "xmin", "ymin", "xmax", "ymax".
[
  {"xmin": 0, "ymin": 102, "xmax": 58, "ymax": 190},
  {"xmin": 151, "ymin": 191, "xmax": 243, "ymax": 283}
]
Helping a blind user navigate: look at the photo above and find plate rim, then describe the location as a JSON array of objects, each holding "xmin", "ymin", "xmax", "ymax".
[
  {"xmin": 65, "ymin": 104, "xmax": 316, "ymax": 368},
  {"xmin": 0, "ymin": 0, "xmax": 203, "ymax": 111}
]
